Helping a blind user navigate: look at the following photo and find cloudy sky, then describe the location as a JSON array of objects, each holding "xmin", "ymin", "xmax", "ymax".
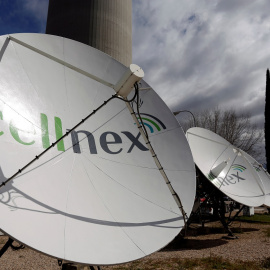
[
  {"xmin": 0, "ymin": 0, "xmax": 269, "ymax": 161},
  {"xmin": 133, "ymin": 1, "xmax": 270, "ymax": 125}
]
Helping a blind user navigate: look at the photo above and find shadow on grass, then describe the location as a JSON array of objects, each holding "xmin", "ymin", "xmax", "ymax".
[
  {"xmin": 161, "ymin": 238, "xmax": 228, "ymax": 251},
  {"xmin": 186, "ymin": 225, "xmax": 259, "ymax": 236},
  {"xmin": 161, "ymin": 224, "xmax": 260, "ymax": 252}
]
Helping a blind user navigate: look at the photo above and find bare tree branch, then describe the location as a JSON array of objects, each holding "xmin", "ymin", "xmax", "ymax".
[{"xmin": 179, "ymin": 107, "xmax": 263, "ymax": 159}]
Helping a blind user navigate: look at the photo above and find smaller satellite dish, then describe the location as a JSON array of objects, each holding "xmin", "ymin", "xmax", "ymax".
[
  {"xmin": 240, "ymin": 151, "xmax": 270, "ymax": 207},
  {"xmin": 186, "ymin": 127, "xmax": 267, "ymax": 207}
]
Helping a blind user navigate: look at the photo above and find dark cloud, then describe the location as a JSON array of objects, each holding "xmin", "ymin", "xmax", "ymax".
[
  {"xmin": 215, "ymin": 0, "xmax": 251, "ymax": 12},
  {"xmin": 133, "ymin": 0, "xmax": 270, "ymax": 163}
]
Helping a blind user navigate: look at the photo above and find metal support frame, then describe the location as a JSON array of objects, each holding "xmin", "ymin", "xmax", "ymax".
[
  {"xmin": 0, "ymin": 94, "xmax": 118, "ymax": 189},
  {"xmin": 188, "ymin": 167, "xmax": 245, "ymax": 238},
  {"xmin": 0, "ymin": 237, "xmax": 24, "ymax": 258},
  {"xmin": 61, "ymin": 262, "xmax": 101, "ymax": 270},
  {"xmin": 212, "ymin": 190, "xmax": 236, "ymax": 238},
  {"xmin": 90, "ymin": 266, "xmax": 101, "ymax": 270},
  {"xmin": 0, "ymin": 238, "xmax": 13, "ymax": 258},
  {"xmin": 63, "ymin": 264, "xmax": 101, "ymax": 270},
  {"xmin": 173, "ymin": 110, "xmax": 196, "ymax": 127},
  {"xmin": 126, "ymin": 101, "xmax": 189, "ymax": 227},
  {"xmin": 227, "ymin": 204, "xmax": 245, "ymax": 225}
]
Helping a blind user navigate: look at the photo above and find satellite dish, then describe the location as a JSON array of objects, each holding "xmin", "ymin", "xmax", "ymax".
[
  {"xmin": 186, "ymin": 127, "xmax": 265, "ymax": 207},
  {"xmin": 0, "ymin": 33, "xmax": 196, "ymax": 265},
  {"xmin": 239, "ymin": 151, "xmax": 270, "ymax": 207}
]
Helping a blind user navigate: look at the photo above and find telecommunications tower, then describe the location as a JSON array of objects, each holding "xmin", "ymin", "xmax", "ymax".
[{"xmin": 46, "ymin": 0, "xmax": 132, "ymax": 66}]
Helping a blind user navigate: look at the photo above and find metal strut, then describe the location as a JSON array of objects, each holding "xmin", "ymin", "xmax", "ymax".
[
  {"xmin": 125, "ymin": 101, "xmax": 189, "ymax": 226},
  {"xmin": 90, "ymin": 266, "xmax": 101, "ymax": 270},
  {"xmin": 227, "ymin": 204, "xmax": 245, "ymax": 225},
  {"xmin": 0, "ymin": 237, "xmax": 24, "ymax": 258},
  {"xmin": 0, "ymin": 238, "xmax": 14, "ymax": 258},
  {"xmin": 60, "ymin": 263, "xmax": 101, "ymax": 269},
  {"xmin": 0, "ymin": 79, "xmax": 142, "ymax": 190},
  {"xmin": 0, "ymin": 94, "xmax": 118, "ymax": 189}
]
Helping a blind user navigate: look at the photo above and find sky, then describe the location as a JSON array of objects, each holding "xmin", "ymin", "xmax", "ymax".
[{"xmin": 0, "ymin": 0, "xmax": 269, "ymax": 162}]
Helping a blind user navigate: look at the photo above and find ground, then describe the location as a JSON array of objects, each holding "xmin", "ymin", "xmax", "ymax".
[{"xmin": 0, "ymin": 219, "xmax": 270, "ymax": 269}]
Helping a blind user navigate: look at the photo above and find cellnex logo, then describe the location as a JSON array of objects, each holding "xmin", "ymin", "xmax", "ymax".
[
  {"xmin": 252, "ymin": 164, "xmax": 261, "ymax": 172},
  {"xmin": 208, "ymin": 171, "xmax": 216, "ymax": 181},
  {"xmin": 210, "ymin": 163, "xmax": 246, "ymax": 186},
  {"xmin": 231, "ymin": 164, "xmax": 246, "ymax": 172},
  {"xmin": 0, "ymin": 112, "xmax": 166, "ymax": 155},
  {"xmin": 135, "ymin": 113, "xmax": 167, "ymax": 134}
]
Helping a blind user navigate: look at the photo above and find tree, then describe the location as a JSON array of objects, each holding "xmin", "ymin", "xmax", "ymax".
[
  {"xmin": 265, "ymin": 69, "xmax": 270, "ymax": 172},
  {"xmin": 180, "ymin": 107, "xmax": 263, "ymax": 159}
]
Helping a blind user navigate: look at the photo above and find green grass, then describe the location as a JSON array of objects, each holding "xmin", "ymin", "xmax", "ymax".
[{"xmin": 236, "ymin": 213, "xmax": 270, "ymax": 223}]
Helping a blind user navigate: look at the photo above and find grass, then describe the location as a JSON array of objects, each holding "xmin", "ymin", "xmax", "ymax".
[
  {"xmin": 236, "ymin": 213, "xmax": 270, "ymax": 223},
  {"xmin": 103, "ymin": 256, "xmax": 268, "ymax": 270}
]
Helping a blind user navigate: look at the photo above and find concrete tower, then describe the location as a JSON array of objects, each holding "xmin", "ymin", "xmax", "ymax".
[{"xmin": 46, "ymin": 0, "xmax": 132, "ymax": 67}]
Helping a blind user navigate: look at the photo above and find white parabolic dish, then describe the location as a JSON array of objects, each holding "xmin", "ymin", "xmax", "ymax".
[
  {"xmin": 0, "ymin": 34, "xmax": 196, "ymax": 265},
  {"xmin": 186, "ymin": 127, "xmax": 269, "ymax": 207},
  {"xmin": 241, "ymin": 151, "xmax": 270, "ymax": 207}
]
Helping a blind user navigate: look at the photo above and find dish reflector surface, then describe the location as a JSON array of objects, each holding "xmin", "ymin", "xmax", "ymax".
[
  {"xmin": 0, "ymin": 34, "xmax": 196, "ymax": 265},
  {"xmin": 240, "ymin": 151, "xmax": 270, "ymax": 207},
  {"xmin": 186, "ymin": 127, "xmax": 266, "ymax": 207}
]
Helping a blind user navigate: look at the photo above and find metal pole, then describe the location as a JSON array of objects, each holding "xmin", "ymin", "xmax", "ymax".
[
  {"xmin": 0, "ymin": 238, "xmax": 14, "ymax": 258},
  {"xmin": 173, "ymin": 110, "xmax": 196, "ymax": 127}
]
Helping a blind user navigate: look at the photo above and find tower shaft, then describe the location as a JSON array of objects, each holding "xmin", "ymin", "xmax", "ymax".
[{"xmin": 46, "ymin": 0, "xmax": 132, "ymax": 66}]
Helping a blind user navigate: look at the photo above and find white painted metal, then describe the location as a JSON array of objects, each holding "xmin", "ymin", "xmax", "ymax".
[
  {"xmin": 240, "ymin": 151, "xmax": 270, "ymax": 207},
  {"xmin": 125, "ymin": 102, "xmax": 189, "ymax": 224},
  {"xmin": 0, "ymin": 34, "xmax": 196, "ymax": 265},
  {"xmin": 114, "ymin": 64, "xmax": 144, "ymax": 97},
  {"xmin": 186, "ymin": 127, "xmax": 265, "ymax": 207}
]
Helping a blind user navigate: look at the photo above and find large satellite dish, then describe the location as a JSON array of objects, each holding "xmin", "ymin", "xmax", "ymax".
[
  {"xmin": 186, "ymin": 127, "xmax": 267, "ymax": 207},
  {"xmin": 0, "ymin": 34, "xmax": 196, "ymax": 265}
]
